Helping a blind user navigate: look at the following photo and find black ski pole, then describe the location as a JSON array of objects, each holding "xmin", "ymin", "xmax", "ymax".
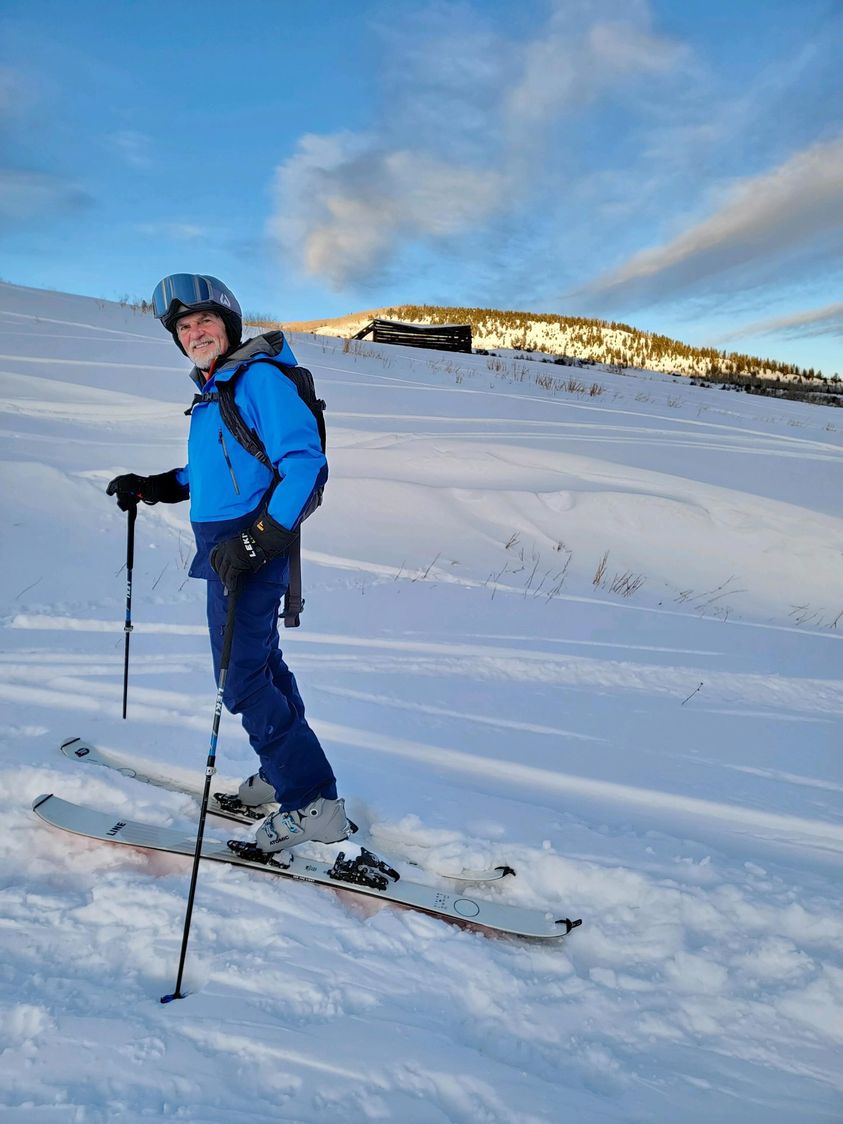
[
  {"xmin": 122, "ymin": 501, "xmax": 138, "ymax": 720},
  {"xmin": 161, "ymin": 583, "xmax": 240, "ymax": 1004}
]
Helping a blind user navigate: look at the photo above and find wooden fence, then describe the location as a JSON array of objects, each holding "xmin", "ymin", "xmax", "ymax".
[{"xmin": 352, "ymin": 318, "xmax": 472, "ymax": 353}]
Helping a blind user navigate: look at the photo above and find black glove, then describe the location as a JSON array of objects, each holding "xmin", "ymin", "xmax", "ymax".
[
  {"xmin": 106, "ymin": 469, "xmax": 189, "ymax": 511},
  {"xmin": 211, "ymin": 510, "xmax": 298, "ymax": 590}
]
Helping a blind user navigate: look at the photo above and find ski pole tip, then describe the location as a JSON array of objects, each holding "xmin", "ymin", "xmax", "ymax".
[{"xmin": 160, "ymin": 991, "xmax": 186, "ymax": 1004}]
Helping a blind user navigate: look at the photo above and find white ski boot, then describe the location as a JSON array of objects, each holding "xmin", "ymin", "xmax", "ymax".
[
  {"xmin": 255, "ymin": 797, "xmax": 353, "ymax": 853},
  {"xmin": 238, "ymin": 770, "xmax": 276, "ymax": 807}
]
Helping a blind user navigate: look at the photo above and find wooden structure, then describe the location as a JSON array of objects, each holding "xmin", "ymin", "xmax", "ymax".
[{"xmin": 352, "ymin": 318, "xmax": 472, "ymax": 353}]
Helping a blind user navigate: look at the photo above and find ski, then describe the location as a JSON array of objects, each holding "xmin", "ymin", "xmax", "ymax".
[
  {"xmin": 32, "ymin": 794, "xmax": 580, "ymax": 941},
  {"xmin": 59, "ymin": 737, "xmax": 516, "ymax": 884}
]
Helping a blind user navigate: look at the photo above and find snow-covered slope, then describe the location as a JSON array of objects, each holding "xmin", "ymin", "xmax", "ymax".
[
  {"xmin": 1, "ymin": 281, "xmax": 842, "ymax": 1122},
  {"xmin": 285, "ymin": 306, "xmax": 821, "ymax": 381}
]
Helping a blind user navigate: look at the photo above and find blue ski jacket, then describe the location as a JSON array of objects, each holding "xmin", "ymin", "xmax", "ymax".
[{"xmin": 176, "ymin": 333, "xmax": 327, "ymax": 579}]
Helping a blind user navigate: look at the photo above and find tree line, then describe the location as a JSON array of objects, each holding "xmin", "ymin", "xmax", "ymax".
[{"xmin": 383, "ymin": 304, "xmax": 833, "ymax": 384}]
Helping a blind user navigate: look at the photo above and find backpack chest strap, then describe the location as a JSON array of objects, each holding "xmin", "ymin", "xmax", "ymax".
[{"xmin": 185, "ymin": 390, "xmax": 219, "ymax": 416}]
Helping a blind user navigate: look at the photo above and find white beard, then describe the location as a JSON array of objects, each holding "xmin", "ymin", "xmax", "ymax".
[{"xmin": 189, "ymin": 340, "xmax": 225, "ymax": 370}]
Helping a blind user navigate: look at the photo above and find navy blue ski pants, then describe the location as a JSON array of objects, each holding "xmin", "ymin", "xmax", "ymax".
[{"xmin": 206, "ymin": 570, "xmax": 337, "ymax": 811}]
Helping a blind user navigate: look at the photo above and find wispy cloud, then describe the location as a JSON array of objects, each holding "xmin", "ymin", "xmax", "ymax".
[
  {"xmin": 270, "ymin": 132, "xmax": 506, "ymax": 288},
  {"xmin": 0, "ymin": 168, "xmax": 91, "ymax": 230},
  {"xmin": 136, "ymin": 221, "xmax": 207, "ymax": 242},
  {"xmin": 0, "ymin": 65, "xmax": 33, "ymax": 119},
  {"xmin": 713, "ymin": 301, "xmax": 843, "ymax": 345},
  {"xmin": 0, "ymin": 66, "xmax": 92, "ymax": 230},
  {"xmin": 585, "ymin": 135, "xmax": 843, "ymax": 303},
  {"xmin": 268, "ymin": 0, "xmax": 841, "ymax": 328},
  {"xmin": 270, "ymin": 0, "xmax": 685, "ymax": 290},
  {"xmin": 109, "ymin": 130, "xmax": 153, "ymax": 170},
  {"xmin": 505, "ymin": 4, "xmax": 683, "ymax": 133},
  {"xmin": 0, "ymin": 68, "xmax": 20, "ymax": 116}
]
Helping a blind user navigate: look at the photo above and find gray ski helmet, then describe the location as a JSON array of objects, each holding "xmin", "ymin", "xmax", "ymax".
[{"xmin": 151, "ymin": 273, "xmax": 243, "ymax": 355}]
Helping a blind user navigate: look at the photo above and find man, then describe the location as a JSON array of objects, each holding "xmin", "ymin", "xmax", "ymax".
[{"xmin": 107, "ymin": 273, "xmax": 350, "ymax": 854}]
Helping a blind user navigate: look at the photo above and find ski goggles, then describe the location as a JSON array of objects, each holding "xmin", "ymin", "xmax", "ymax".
[{"xmin": 151, "ymin": 274, "xmax": 239, "ymax": 328}]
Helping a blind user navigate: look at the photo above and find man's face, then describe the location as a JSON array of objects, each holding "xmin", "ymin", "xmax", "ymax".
[{"xmin": 176, "ymin": 309, "xmax": 229, "ymax": 369}]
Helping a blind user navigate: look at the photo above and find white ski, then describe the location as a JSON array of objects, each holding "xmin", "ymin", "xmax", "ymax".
[
  {"xmin": 59, "ymin": 737, "xmax": 516, "ymax": 884},
  {"xmin": 32, "ymin": 794, "xmax": 580, "ymax": 941}
]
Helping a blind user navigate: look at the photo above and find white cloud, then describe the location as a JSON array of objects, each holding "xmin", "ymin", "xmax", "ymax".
[
  {"xmin": 0, "ymin": 168, "xmax": 90, "ymax": 228},
  {"xmin": 269, "ymin": 0, "xmax": 685, "ymax": 289},
  {"xmin": 589, "ymin": 18, "xmax": 683, "ymax": 74},
  {"xmin": 109, "ymin": 130, "xmax": 153, "ymax": 170},
  {"xmin": 713, "ymin": 301, "xmax": 843, "ymax": 344},
  {"xmin": 587, "ymin": 135, "xmax": 843, "ymax": 299},
  {"xmin": 0, "ymin": 69, "xmax": 91, "ymax": 231},
  {"xmin": 269, "ymin": 0, "xmax": 839, "ymax": 308},
  {"xmin": 271, "ymin": 132, "xmax": 505, "ymax": 290},
  {"xmin": 136, "ymin": 222, "xmax": 207, "ymax": 241},
  {"xmin": 0, "ymin": 66, "xmax": 29, "ymax": 118},
  {"xmin": 505, "ymin": 5, "xmax": 684, "ymax": 131}
]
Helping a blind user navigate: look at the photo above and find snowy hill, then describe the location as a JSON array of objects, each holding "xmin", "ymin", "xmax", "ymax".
[
  {"xmin": 1, "ymin": 280, "xmax": 842, "ymax": 1122},
  {"xmin": 285, "ymin": 304, "xmax": 830, "ymax": 383}
]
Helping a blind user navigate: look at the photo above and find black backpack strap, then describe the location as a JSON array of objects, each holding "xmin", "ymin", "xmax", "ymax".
[
  {"xmin": 186, "ymin": 357, "xmax": 324, "ymax": 626},
  {"xmin": 216, "ymin": 383, "xmax": 279, "ymax": 478},
  {"xmin": 283, "ymin": 538, "xmax": 304, "ymax": 628},
  {"xmin": 185, "ymin": 390, "xmax": 216, "ymax": 416},
  {"xmin": 255, "ymin": 359, "xmax": 327, "ymax": 454}
]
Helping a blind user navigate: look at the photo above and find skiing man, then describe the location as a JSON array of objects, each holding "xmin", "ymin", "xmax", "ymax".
[{"xmin": 106, "ymin": 273, "xmax": 351, "ymax": 854}]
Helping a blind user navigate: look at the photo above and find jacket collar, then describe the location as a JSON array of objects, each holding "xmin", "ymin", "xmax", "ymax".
[{"xmin": 187, "ymin": 331, "xmax": 290, "ymax": 389}]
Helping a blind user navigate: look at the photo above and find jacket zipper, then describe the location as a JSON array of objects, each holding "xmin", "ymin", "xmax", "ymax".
[{"xmin": 218, "ymin": 429, "xmax": 240, "ymax": 494}]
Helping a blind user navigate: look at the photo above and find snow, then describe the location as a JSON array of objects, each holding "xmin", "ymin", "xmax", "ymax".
[
  {"xmin": 1, "ymin": 280, "xmax": 842, "ymax": 1122},
  {"xmin": 299, "ymin": 310, "xmax": 812, "ymax": 381}
]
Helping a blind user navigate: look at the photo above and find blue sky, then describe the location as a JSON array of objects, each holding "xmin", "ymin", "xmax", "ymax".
[{"xmin": 1, "ymin": 0, "xmax": 841, "ymax": 374}]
